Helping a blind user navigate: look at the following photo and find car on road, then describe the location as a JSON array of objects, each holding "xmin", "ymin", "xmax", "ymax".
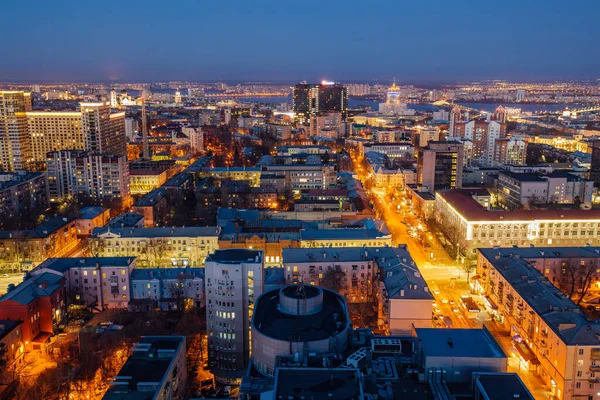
[
  {"xmin": 433, "ymin": 289, "xmax": 440, "ymax": 295},
  {"xmin": 452, "ymin": 307, "xmax": 460, "ymax": 313},
  {"xmin": 434, "ymin": 308, "xmax": 441, "ymax": 314},
  {"xmin": 440, "ymin": 298, "xmax": 449, "ymax": 304},
  {"xmin": 449, "ymin": 299, "xmax": 455, "ymax": 305}
]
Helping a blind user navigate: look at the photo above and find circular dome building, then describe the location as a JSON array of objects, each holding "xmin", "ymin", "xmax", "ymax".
[{"xmin": 250, "ymin": 284, "xmax": 351, "ymax": 376}]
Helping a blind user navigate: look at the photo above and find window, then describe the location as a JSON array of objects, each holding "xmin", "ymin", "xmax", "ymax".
[
  {"xmin": 578, "ymin": 359, "xmax": 584, "ymax": 366},
  {"xmin": 579, "ymin": 349, "xmax": 585, "ymax": 355}
]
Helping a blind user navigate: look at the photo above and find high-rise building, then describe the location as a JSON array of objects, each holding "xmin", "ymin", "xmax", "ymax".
[
  {"xmin": 516, "ymin": 89, "xmax": 526, "ymax": 102},
  {"xmin": 293, "ymin": 82, "xmax": 348, "ymax": 122},
  {"xmin": 174, "ymin": 90, "xmax": 182, "ymax": 105},
  {"xmin": 124, "ymin": 117, "xmax": 139, "ymax": 140},
  {"xmin": 0, "ymin": 91, "xmax": 33, "ymax": 171},
  {"xmin": 46, "ymin": 150, "xmax": 130, "ymax": 206},
  {"xmin": 449, "ymin": 106, "xmax": 507, "ymax": 167},
  {"xmin": 109, "ymin": 90, "xmax": 118, "ymax": 108},
  {"xmin": 417, "ymin": 141, "xmax": 464, "ymax": 194},
  {"xmin": 26, "ymin": 111, "xmax": 83, "ymax": 169},
  {"xmin": 493, "ymin": 137, "xmax": 527, "ymax": 166},
  {"xmin": 80, "ymin": 102, "xmax": 127, "ymax": 156},
  {"xmin": 590, "ymin": 140, "xmax": 600, "ymax": 186},
  {"xmin": 205, "ymin": 249, "xmax": 264, "ymax": 385}
]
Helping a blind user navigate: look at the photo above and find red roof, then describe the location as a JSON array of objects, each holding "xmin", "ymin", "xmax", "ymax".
[{"xmin": 437, "ymin": 190, "xmax": 600, "ymax": 222}]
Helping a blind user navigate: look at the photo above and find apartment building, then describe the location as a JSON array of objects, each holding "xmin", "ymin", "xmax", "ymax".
[
  {"xmin": 130, "ymin": 267, "xmax": 204, "ymax": 310},
  {"xmin": 26, "ymin": 110, "xmax": 83, "ymax": 169},
  {"xmin": 0, "ymin": 216, "xmax": 80, "ymax": 269},
  {"xmin": 46, "ymin": 150, "xmax": 130, "ymax": 206},
  {"xmin": 282, "ymin": 246, "xmax": 434, "ymax": 334},
  {"xmin": 417, "ymin": 141, "xmax": 464, "ymax": 194},
  {"xmin": 205, "ymin": 249, "xmax": 264, "ymax": 385},
  {"xmin": 262, "ymin": 163, "xmax": 337, "ymax": 191},
  {"xmin": 0, "ymin": 91, "xmax": 32, "ymax": 171},
  {"xmin": 0, "ymin": 171, "xmax": 46, "ymax": 223},
  {"xmin": 0, "ymin": 272, "xmax": 66, "ymax": 350},
  {"xmin": 103, "ymin": 336, "xmax": 187, "ymax": 400},
  {"xmin": 362, "ymin": 141, "xmax": 414, "ymax": 161},
  {"xmin": 129, "ymin": 169, "xmax": 168, "ymax": 195},
  {"xmin": 93, "ymin": 226, "xmax": 220, "ymax": 267},
  {"xmin": 493, "ymin": 137, "xmax": 527, "ymax": 166},
  {"xmin": 474, "ymin": 248, "xmax": 600, "ymax": 400},
  {"xmin": 31, "ymin": 257, "xmax": 136, "ymax": 310},
  {"xmin": 0, "ymin": 320, "xmax": 24, "ymax": 369},
  {"xmin": 497, "ymin": 171, "xmax": 593, "ymax": 210},
  {"xmin": 435, "ymin": 189, "xmax": 600, "ymax": 256},
  {"xmin": 198, "ymin": 167, "xmax": 261, "ymax": 187},
  {"xmin": 80, "ymin": 102, "xmax": 126, "ymax": 156}
]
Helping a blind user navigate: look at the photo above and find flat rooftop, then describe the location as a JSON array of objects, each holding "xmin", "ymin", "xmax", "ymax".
[
  {"xmin": 253, "ymin": 287, "xmax": 349, "ymax": 342},
  {"xmin": 437, "ymin": 189, "xmax": 600, "ymax": 222},
  {"xmin": 206, "ymin": 249, "xmax": 262, "ymax": 264},
  {"xmin": 273, "ymin": 368, "xmax": 362, "ymax": 400},
  {"xmin": 103, "ymin": 336, "xmax": 185, "ymax": 400},
  {"xmin": 415, "ymin": 327, "xmax": 506, "ymax": 359},
  {"xmin": 473, "ymin": 373, "xmax": 534, "ymax": 400}
]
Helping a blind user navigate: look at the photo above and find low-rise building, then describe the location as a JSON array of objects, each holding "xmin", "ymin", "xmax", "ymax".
[
  {"xmin": 412, "ymin": 326, "xmax": 507, "ymax": 383},
  {"xmin": 102, "ymin": 336, "xmax": 187, "ymax": 400},
  {"xmin": 75, "ymin": 206, "xmax": 110, "ymax": 236},
  {"xmin": 362, "ymin": 141, "xmax": 414, "ymax": 161},
  {"xmin": 472, "ymin": 372, "xmax": 535, "ymax": 400},
  {"xmin": 435, "ymin": 189, "xmax": 600, "ymax": 256},
  {"xmin": 473, "ymin": 247, "xmax": 600, "ymax": 400},
  {"xmin": 283, "ymin": 246, "xmax": 433, "ymax": 334},
  {"xmin": 251, "ymin": 285, "xmax": 351, "ymax": 376},
  {"xmin": 93, "ymin": 226, "xmax": 220, "ymax": 267},
  {"xmin": 129, "ymin": 169, "xmax": 168, "ymax": 195},
  {"xmin": 131, "ymin": 188, "xmax": 168, "ymax": 227},
  {"xmin": 299, "ymin": 219, "xmax": 392, "ymax": 249},
  {"xmin": 498, "ymin": 171, "xmax": 593, "ymax": 210},
  {"xmin": 0, "ymin": 216, "xmax": 80, "ymax": 270},
  {"xmin": 130, "ymin": 267, "xmax": 204, "ymax": 311},
  {"xmin": 0, "ymin": 172, "xmax": 46, "ymax": 226},
  {"xmin": 0, "ymin": 320, "xmax": 24, "ymax": 369},
  {"xmin": 31, "ymin": 257, "xmax": 136, "ymax": 310},
  {"xmin": 0, "ymin": 272, "xmax": 66, "ymax": 350}
]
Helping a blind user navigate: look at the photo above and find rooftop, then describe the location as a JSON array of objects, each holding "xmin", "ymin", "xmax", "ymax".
[
  {"xmin": 479, "ymin": 248, "xmax": 600, "ymax": 346},
  {"xmin": 36, "ymin": 257, "xmax": 134, "ymax": 273},
  {"xmin": 253, "ymin": 286, "xmax": 349, "ymax": 342},
  {"xmin": 206, "ymin": 249, "xmax": 262, "ymax": 264},
  {"xmin": 437, "ymin": 189, "xmax": 600, "ymax": 222},
  {"xmin": 0, "ymin": 320, "xmax": 22, "ymax": 341},
  {"xmin": 282, "ymin": 246, "xmax": 433, "ymax": 300},
  {"xmin": 103, "ymin": 336, "xmax": 185, "ymax": 400},
  {"xmin": 78, "ymin": 206, "xmax": 108, "ymax": 220},
  {"xmin": 0, "ymin": 272, "xmax": 64, "ymax": 306},
  {"xmin": 94, "ymin": 226, "xmax": 220, "ymax": 238},
  {"xmin": 415, "ymin": 327, "xmax": 506, "ymax": 359},
  {"xmin": 130, "ymin": 267, "xmax": 204, "ymax": 281},
  {"xmin": 133, "ymin": 188, "xmax": 167, "ymax": 207},
  {"xmin": 273, "ymin": 368, "xmax": 363, "ymax": 400},
  {"xmin": 473, "ymin": 372, "xmax": 534, "ymax": 400}
]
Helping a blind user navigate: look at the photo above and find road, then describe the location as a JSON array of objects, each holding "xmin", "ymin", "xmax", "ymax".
[
  {"xmin": 350, "ymin": 152, "xmax": 553, "ymax": 399},
  {"xmin": 0, "ymin": 273, "xmax": 25, "ymax": 295}
]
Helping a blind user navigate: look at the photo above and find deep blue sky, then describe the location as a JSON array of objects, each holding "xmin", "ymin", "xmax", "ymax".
[{"xmin": 1, "ymin": 0, "xmax": 599, "ymax": 83}]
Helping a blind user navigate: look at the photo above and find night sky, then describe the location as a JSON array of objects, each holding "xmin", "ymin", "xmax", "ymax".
[{"xmin": 1, "ymin": 0, "xmax": 599, "ymax": 83}]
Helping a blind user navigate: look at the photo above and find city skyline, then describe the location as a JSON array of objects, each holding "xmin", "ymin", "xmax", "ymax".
[{"xmin": 2, "ymin": 0, "xmax": 600, "ymax": 82}]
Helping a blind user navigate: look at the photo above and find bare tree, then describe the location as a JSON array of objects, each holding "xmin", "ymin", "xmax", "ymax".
[
  {"xmin": 560, "ymin": 262, "xmax": 579, "ymax": 299},
  {"xmin": 86, "ymin": 236, "xmax": 106, "ymax": 257},
  {"xmin": 577, "ymin": 263, "xmax": 599, "ymax": 305},
  {"xmin": 143, "ymin": 238, "xmax": 169, "ymax": 268}
]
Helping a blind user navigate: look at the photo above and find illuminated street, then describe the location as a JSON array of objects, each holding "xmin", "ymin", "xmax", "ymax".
[{"xmin": 350, "ymin": 151, "xmax": 555, "ymax": 399}]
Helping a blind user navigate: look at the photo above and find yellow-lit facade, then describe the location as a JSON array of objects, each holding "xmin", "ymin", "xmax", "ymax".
[{"xmin": 26, "ymin": 111, "xmax": 83, "ymax": 168}]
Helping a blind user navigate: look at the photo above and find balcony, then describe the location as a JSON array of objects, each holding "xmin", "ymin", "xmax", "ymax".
[
  {"xmin": 590, "ymin": 364, "xmax": 600, "ymax": 372},
  {"xmin": 592, "ymin": 349, "xmax": 600, "ymax": 360}
]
